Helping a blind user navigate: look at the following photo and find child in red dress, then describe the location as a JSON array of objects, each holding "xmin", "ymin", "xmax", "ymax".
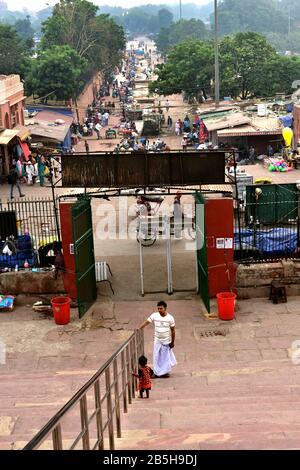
[{"xmin": 133, "ymin": 355, "xmax": 153, "ymax": 398}]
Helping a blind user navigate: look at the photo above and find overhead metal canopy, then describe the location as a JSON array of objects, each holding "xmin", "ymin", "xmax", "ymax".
[{"xmin": 61, "ymin": 151, "xmax": 226, "ymax": 188}]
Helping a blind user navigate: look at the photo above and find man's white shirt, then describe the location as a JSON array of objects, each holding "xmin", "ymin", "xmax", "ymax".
[{"xmin": 147, "ymin": 312, "xmax": 175, "ymax": 345}]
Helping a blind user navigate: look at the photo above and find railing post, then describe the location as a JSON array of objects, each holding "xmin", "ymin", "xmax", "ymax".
[
  {"xmin": 80, "ymin": 395, "xmax": 90, "ymax": 450},
  {"xmin": 52, "ymin": 424, "xmax": 63, "ymax": 450},
  {"xmin": 94, "ymin": 380, "xmax": 104, "ymax": 450},
  {"xmin": 113, "ymin": 359, "xmax": 121, "ymax": 438},
  {"xmin": 130, "ymin": 341, "xmax": 136, "ymax": 396},
  {"xmin": 121, "ymin": 350, "xmax": 128, "ymax": 413},
  {"xmin": 105, "ymin": 367, "xmax": 115, "ymax": 450},
  {"xmin": 126, "ymin": 345, "xmax": 132, "ymax": 404}
]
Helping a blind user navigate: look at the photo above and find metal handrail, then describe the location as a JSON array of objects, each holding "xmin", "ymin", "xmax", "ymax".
[{"xmin": 23, "ymin": 329, "xmax": 144, "ymax": 450}]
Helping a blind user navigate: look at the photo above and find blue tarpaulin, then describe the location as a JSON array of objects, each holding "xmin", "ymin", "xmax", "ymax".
[
  {"xmin": 279, "ymin": 115, "xmax": 293, "ymax": 128},
  {"xmin": 234, "ymin": 228, "xmax": 298, "ymax": 255}
]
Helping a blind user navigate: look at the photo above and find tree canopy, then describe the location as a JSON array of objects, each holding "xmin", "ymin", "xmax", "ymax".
[
  {"xmin": 156, "ymin": 18, "xmax": 209, "ymax": 54},
  {"xmin": 41, "ymin": 0, "xmax": 125, "ymax": 76},
  {"xmin": 219, "ymin": 32, "xmax": 277, "ymax": 99},
  {"xmin": 25, "ymin": 46, "xmax": 88, "ymax": 101},
  {"xmin": 150, "ymin": 32, "xmax": 300, "ymax": 101},
  {"xmin": 212, "ymin": 0, "xmax": 289, "ymax": 36},
  {"xmin": 0, "ymin": 23, "xmax": 30, "ymax": 76},
  {"xmin": 149, "ymin": 40, "xmax": 214, "ymax": 100}
]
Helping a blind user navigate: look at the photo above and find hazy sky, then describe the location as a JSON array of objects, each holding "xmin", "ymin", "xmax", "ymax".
[{"xmin": 6, "ymin": 0, "xmax": 210, "ymax": 13}]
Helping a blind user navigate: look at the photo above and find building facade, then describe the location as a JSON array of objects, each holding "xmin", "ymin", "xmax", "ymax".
[{"xmin": 0, "ymin": 75, "xmax": 25, "ymax": 130}]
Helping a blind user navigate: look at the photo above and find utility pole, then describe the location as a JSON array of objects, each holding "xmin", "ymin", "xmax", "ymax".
[
  {"xmin": 179, "ymin": 0, "xmax": 182, "ymax": 20},
  {"xmin": 214, "ymin": 0, "xmax": 220, "ymax": 107}
]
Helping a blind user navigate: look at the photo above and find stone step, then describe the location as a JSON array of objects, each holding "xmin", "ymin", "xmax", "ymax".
[
  {"xmin": 114, "ymin": 429, "xmax": 300, "ymax": 450},
  {"xmin": 131, "ymin": 395, "xmax": 300, "ymax": 407}
]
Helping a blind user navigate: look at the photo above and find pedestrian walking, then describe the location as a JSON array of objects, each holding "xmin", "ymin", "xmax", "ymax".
[
  {"xmin": 36, "ymin": 154, "xmax": 47, "ymax": 187},
  {"xmin": 139, "ymin": 301, "xmax": 177, "ymax": 378},
  {"xmin": 167, "ymin": 115, "xmax": 173, "ymax": 129},
  {"xmin": 165, "ymin": 100, "xmax": 170, "ymax": 112},
  {"xmin": 181, "ymin": 137, "xmax": 188, "ymax": 152},
  {"xmin": 175, "ymin": 120, "xmax": 180, "ymax": 136},
  {"xmin": 95, "ymin": 122, "xmax": 102, "ymax": 140},
  {"xmin": 84, "ymin": 140, "xmax": 90, "ymax": 154},
  {"xmin": 8, "ymin": 165, "xmax": 25, "ymax": 199},
  {"xmin": 132, "ymin": 355, "xmax": 154, "ymax": 399}
]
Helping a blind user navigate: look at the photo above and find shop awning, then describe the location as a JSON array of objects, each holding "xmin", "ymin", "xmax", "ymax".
[
  {"xmin": 218, "ymin": 129, "xmax": 282, "ymax": 137},
  {"xmin": 17, "ymin": 127, "xmax": 30, "ymax": 141},
  {"xmin": 20, "ymin": 141, "xmax": 30, "ymax": 161},
  {"xmin": 0, "ymin": 129, "xmax": 19, "ymax": 145}
]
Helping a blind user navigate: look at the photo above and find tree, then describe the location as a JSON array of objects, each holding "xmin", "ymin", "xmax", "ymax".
[
  {"xmin": 0, "ymin": 23, "xmax": 29, "ymax": 76},
  {"xmin": 14, "ymin": 16, "xmax": 34, "ymax": 41},
  {"xmin": 41, "ymin": 0, "xmax": 125, "ymax": 75},
  {"xmin": 157, "ymin": 8, "xmax": 173, "ymax": 29},
  {"xmin": 149, "ymin": 40, "xmax": 214, "ymax": 100},
  {"xmin": 219, "ymin": 32, "xmax": 277, "ymax": 99},
  {"xmin": 211, "ymin": 0, "xmax": 289, "ymax": 36},
  {"xmin": 25, "ymin": 45, "xmax": 88, "ymax": 101},
  {"xmin": 253, "ymin": 55, "xmax": 300, "ymax": 97},
  {"xmin": 156, "ymin": 19, "xmax": 209, "ymax": 54}
]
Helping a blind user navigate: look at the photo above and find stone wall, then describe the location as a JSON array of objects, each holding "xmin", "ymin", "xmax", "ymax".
[
  {"xmin": 0, "ymin": 271, "xmax": 65, "ymax": 295},
  {"xmin": 75, "ymin": 72, "xmax": 101, "ymax": 122},
  {"xmin": 237, "ymin": 260, "xmax": 300, "ymax": 298}
]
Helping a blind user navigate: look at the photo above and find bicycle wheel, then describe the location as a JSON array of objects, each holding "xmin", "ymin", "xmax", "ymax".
[
  {"xmin": 186, "ymin": 221, "xmax": 196, "ymax": 241},
  {"xmin": 136, "ymin": 229, "xmax": 157, "ymax": 247}
]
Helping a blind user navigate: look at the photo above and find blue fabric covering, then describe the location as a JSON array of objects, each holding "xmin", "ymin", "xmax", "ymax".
[
  {"xmin": 0, "ymin": 235, "xmax": 36, "ymax": 268},
  {"xmin": 62, "ymin": 129, "xmax": 72, "ymax": 150},
  {"xmin": 279, "ymin": 115, "xmax": 293, "ymax": 128},
  {"xmin": 234, "ymin": 228, "xmax": 298, "ymax": 256},
  {"xmin": 26, "ymin": 107, "xmax": 73, "ymax": 117}
]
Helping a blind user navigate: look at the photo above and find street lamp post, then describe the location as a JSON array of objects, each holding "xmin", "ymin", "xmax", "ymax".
[{"xmin": 214, "ymin": 0, "xmax": 220, "ymax": 107}]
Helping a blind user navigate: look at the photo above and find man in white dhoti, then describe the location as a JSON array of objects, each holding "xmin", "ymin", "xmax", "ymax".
[{"xmin": 139, "ymin": 301, "xmax": 177, "ymax": 378}]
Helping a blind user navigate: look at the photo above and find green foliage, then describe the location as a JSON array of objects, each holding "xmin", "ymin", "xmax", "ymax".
[
  {"xmin": 253, "ymin": 56, "xmax": 300, "ymax": 97},
  {"xmin": 156, "ymin": 18, "xmax": 209, "ymax": 54},
  {"xmin": 14, "ymin": 16, "xmax": 34, "ymax": 41},
  {"xmin": 149, "ymin": 40, "xmax": 214, "ymax": 99},
  {"xmin": 25, "ymin": 46, "xmax": 88, "ymax": 101},
  {"xmin": 157, "ymin": 8, "xmax": 174, "ymax": 29},
  {"xmin": 151, "ymin": 32, "xmax": 300, "ymax": 100},
  {"xmin": 219, "ymin": 32, "xmax": 277, "ymax": 99},
  {"xmin": 213, "ymin": 0, "xmax": 290, "ymax": 36},
  {"xmin": 41, "ymin": 0, "xmax": 125, "ymax": 76},
  {"xmin": 0, "ymin": 23, "xmax": 29, "ymax": 76}
]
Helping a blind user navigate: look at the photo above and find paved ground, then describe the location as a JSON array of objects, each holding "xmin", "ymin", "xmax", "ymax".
[{"xmin": 1, "ymin": 296, "xmax": 300, "ymax": 450}]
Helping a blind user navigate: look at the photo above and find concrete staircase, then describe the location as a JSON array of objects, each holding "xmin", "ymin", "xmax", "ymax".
[
  {"xmin": 112, "ymin": 299, "xmax": 300, "ymax": 450},
  {"xmin": 1, "ymin": 298, "xmax": 300, "ymax": 450}
]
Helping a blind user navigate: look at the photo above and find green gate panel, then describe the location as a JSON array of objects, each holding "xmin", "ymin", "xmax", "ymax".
[
  {"xmin": 195, "ymin": 192, "xmax": 210, "ymax": 313},
  {"xmin": 72, "ymin": 198, "xmax": 97, "ymax": 318},
  {"xmin": 246, "ymin": 184, "xmax": 297, "ymax": 224}
]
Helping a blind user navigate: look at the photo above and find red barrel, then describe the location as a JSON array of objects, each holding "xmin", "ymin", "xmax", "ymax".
[
  {"xmin": 51, "ymin": 296, "xmax": 71, "ymax": 325},
  {"xmin": 217, "ymin": 292, "xmax": 236, "ymax": 321}
]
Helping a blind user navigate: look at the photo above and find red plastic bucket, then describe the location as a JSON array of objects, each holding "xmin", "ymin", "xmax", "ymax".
[
  {"xmin": 51, "ymin": 296, "xmax": 71, "ymax": 325},
  {"xmin": 217, "ymin": 292, "xmax": 236, "ymax": 321}
]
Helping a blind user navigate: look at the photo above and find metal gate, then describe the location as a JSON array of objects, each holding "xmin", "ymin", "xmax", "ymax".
[
  {"xmin": 72, "ymin": 197, "xmax": 97, "ymax": 318},
  {"xmin": 195, "ymin": 192, "xmax": 210, "ymax": 313}
]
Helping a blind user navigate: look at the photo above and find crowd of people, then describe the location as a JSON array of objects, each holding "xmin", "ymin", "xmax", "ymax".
[{"xmin": 8, "ymin": 153, "xmax": 61, "ymax": 198}]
